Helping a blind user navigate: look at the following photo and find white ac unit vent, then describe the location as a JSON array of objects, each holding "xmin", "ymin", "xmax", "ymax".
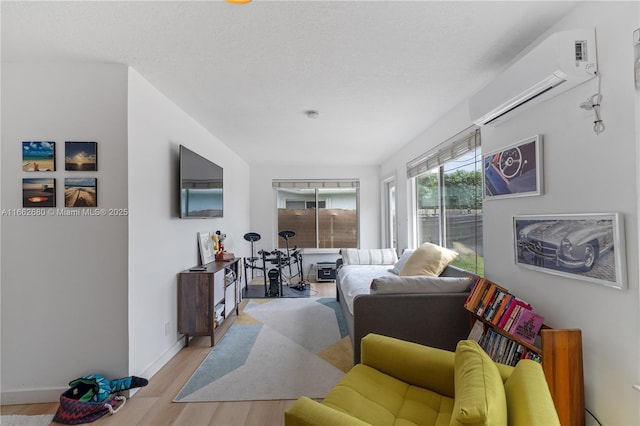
[{"xmin": 469, "ymin": 28, "xmax": 598, "ymax": 126}]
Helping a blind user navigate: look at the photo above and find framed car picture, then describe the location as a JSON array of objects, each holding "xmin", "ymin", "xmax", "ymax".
[
  {"xmin": 483, "ymin": 135, "xmax": 542, "ymax": 200},
  {"xmin": 513, "ymin": 213, "xmax": 626, "ymax": 289}
]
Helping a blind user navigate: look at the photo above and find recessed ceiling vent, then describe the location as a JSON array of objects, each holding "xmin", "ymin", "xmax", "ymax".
[{"xmin": 469, "ymin": 28, "xmax": 598, "ymax": 126}]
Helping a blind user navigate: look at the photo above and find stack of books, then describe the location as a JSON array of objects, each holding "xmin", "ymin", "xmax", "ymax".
[{"xmin": 464, "ymin": 278, "xmax": 545, "ymax": 366}]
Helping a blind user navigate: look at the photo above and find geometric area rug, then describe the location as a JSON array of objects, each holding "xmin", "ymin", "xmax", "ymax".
[{"xmin": 174, "ymin": 297, "xmax": 352, "ymax": 402}]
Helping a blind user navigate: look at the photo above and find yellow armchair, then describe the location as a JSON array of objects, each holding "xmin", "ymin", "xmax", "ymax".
[{"xmin": 285, "ymin": 334, "xmax": 560, "ymax": 426}]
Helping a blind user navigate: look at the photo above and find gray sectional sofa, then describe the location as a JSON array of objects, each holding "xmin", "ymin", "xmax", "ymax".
[{"xmin": 335, "ymin": 249, "xmax": 478, "ymax": 363}]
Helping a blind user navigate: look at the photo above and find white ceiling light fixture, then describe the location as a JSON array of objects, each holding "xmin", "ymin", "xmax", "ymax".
[{"xmin": 305, "ymin": 110, "xmax": 320, "ymax": 119}]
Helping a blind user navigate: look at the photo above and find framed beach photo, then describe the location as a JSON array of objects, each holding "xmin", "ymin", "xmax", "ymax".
[
  {"xmin": 198, "ymin": 231, "xmax": 215, "ymax": 266},
  {"xmin": 65, "ymin": 178, "xmax": 97, "ymax": 207},
  {"xmin": 483, "ymin": 135, "xmax": 542, "ymax": 200},
  {"xmin": 23, "ymin": 178, "xmax": 56, "ymax": 207},
  {"xmin": 514, "ymin": 213, "xmax": 626, "ymax": 289},
  {"xmin": 65, "ymin": 141, "xmax": 97, "ymax": 171},
  {"xmin": 22, "ymin": 141, "xmax": 56, "ymax": 172}
]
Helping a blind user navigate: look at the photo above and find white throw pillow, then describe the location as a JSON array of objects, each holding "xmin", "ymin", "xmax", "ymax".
[
  {"xmin": 399, "ymin": 242, "xmax": 458, "ymax": 277},
  {"xmin": 370, "ymin": 275, "xmax": 473, "ymax": 294},
  {"xmin": 341, "ymin": 248, "xmax": 398, "ymax": 265},
  {"xmin": 389, "ymin": 249, "xmax": 415, "ymax": 275}
]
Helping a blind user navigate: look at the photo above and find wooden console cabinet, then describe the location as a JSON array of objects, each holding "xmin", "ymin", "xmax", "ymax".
[{"xmin": 177, "ymin": 258, "xmax": 240, "ymax": 347}]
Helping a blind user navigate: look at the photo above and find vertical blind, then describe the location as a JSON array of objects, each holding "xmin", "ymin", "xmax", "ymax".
[{"xmin": 406, "ymin": 126, "xmax": 481, "ymax": 178}]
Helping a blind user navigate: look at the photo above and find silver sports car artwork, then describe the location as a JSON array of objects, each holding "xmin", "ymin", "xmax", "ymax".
[{"xmin": 514, "ymin": 213, "xmax": 626, "ymax": 289}]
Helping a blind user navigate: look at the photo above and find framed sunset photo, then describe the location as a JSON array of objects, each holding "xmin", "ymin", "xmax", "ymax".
[{"xmin": 65, "ymin": 141, "xmax": 97, "ymax": 171}]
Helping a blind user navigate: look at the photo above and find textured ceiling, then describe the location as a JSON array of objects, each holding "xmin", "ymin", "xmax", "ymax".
[{"xmin": 1, "ymin": 1, "xmax": 580, "ymax": 166}]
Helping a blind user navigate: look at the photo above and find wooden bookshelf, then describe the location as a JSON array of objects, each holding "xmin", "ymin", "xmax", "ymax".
[
  {"xmin": 541, "ymin": 328, "xmax": 585, "ymax": 426},
  {"xmin": 465, "ymin": 278, "xmax": 585, "ymax": 426}
]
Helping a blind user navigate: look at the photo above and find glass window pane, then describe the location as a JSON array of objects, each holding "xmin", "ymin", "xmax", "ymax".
[
  {"xmin": 386, "ymin": 180, "xmax": 397, "ymax": 250},
  {"xmin": 277, "ymin": 188, "xmax": 316, "ymax": 248},
  {"xmin": 317, "ymin": 188, "xmax": 357, "ymax": 248},
  {"xmin": 443, "ymin": 147, "xmax": 484, "ymax": 275},
  {"xmin": 276, "ymin": 186, "xmax": 359, "ymax": 249},
  {"xmin": 415, "ymin": 170, "xmax": 440, "ymax": 246}
]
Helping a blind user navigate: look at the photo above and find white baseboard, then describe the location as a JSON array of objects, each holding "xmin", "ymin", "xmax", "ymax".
[
  {"xmin": 1, "ymin": 339, "xmax": 185, "ymax": 404},
  {"xmin": 137, "ymin": 337, "xmax": 184, "ymax": 382},
  {"xmin": 1, "ymin": 387, "xmax": 66, "ymax": 405}
]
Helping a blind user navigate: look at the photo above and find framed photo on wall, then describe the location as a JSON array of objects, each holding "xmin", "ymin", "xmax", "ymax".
[
  {"xmin": 65, "ymin": 141, "xmax": 97, "ymax": 171},
  {"xmin": 23, "ymin": 178, "xmax": 56, "ymax": 207},
  {"xmin": 513, "ymin": 213, "xmax": 626, "ymax": 289},
  {"xmin": 22, "ymin": 141, "xmax": 56, "ymax": 172},
  {"xmin": 483, "ymin": 135, "xmax": 542, "ymax": 200},
  {"xmin": 64, "ymin": 178, "xmax": 97, "ymax": 207}
]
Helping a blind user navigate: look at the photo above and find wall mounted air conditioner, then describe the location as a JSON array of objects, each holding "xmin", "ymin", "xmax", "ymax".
[{"xmin": 469, "ymin": 28, "xmax": 598, "ymax": 126}]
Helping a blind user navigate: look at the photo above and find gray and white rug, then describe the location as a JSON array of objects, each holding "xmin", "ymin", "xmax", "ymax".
[{"xmin": 174, "ymin": 297, "xmax": 351, "ymax": 402}]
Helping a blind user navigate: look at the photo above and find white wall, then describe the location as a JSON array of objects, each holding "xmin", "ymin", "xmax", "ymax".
[
  {"xmin": 127, "ymin": 69, "xmax": 251, "ymax": 377},
  {"xmin": 250, "ymin": 165, "xmax": 380, "ymax": 268},
  {"xmin": 1, "ymin": 63, "xmax": 130, "ymax": 403},
  {"xmin": 381, "ymin": 3, "xmax": 640, "ymax": 424},
  {"xmin": 482, "ymin": 4, "xmax": 639, "ymax": 424},
  {"xmin": 0, "ymin": 64, "xmax": 252, "ymax": 404}
]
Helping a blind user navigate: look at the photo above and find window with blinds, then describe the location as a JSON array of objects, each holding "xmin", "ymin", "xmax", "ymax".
[
  {"xmin": 407, "ymin": 127, "xmax": 484, "ymax": 275},
  {"xmin": 273, "ymin": 179, "xmax": 359, "ymax": 249}
]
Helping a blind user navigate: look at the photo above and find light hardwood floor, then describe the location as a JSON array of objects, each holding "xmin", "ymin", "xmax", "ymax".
[{"xmin": 1, "ymin": 281, "xmax": 337, "ymax": 426}]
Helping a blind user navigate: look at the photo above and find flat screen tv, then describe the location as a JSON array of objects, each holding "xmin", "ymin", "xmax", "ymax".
[{"xmin": 179, "ymin": 145, "xmax": 223, "ymax": 218}]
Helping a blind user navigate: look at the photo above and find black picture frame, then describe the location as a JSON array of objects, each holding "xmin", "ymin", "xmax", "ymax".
[
  {"xmin": 65, "ymin": 141, "xmax": 97, "ymax": 171},
  {"xmin": 23, "ymin": 178, "xmax": 56, "ymax": 207},
  {"xmin": 22, "ymin": 141, "xmax": 56, "ymax": 172},
  {"xmin": 64, "ymin": 177, "xmax": 97, "ymax": 207}
]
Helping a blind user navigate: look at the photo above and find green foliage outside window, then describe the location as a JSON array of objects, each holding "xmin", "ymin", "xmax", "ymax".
[{"xmin": 415, "ymin": 149, "xmax": 483, "ymax": 276}]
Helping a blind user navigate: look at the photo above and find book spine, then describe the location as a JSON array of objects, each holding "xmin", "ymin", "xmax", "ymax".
[
  {"xmin": 469, "ymin": 279, "xmax": 491, "ymax": 313},
  {"xmin": 463, "ymin": 279, "xmax": 477, "ymax": 308},
  {"xmin": 464, "ymin": 278, "xmax": 487, "ymax": 311},
  {"xmin": 467, "ymin": 319, "xmax": 485, "ymax": 342},
  {"xmin": 485, "ymin": 289, "xmax": 506, "ymax": 322},
  {"xmin": 505, "ymin": 305, "xmax": 523, "ymax": 334},
  {"xmin": 492, "ymin": 294, "xmax": 513, "ymax": 325},
  {"xmin": 482, "ymin": 288, "xmax": 501, "ymax": 321},
  {"xmin": 497, "ymin": 297, "xmax": 519, "ymax": 329},
  {"xmin": 476, "ymin": 283, "xmax": 497, "ymax": 317}
]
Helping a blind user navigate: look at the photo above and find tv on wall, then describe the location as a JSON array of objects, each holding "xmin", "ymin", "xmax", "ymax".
[{"xmin": 179, "ymin": 145, "xmax": 223, "ymax": 218}]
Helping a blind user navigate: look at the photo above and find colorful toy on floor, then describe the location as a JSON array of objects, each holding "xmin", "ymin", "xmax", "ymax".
[
  {"xmin": 68, "ymin": 374, "xmax": 148, "ymax": 402},
  {"xmin": 53, "ymin": 374, "xmax": 148, "ymax": 424}
]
